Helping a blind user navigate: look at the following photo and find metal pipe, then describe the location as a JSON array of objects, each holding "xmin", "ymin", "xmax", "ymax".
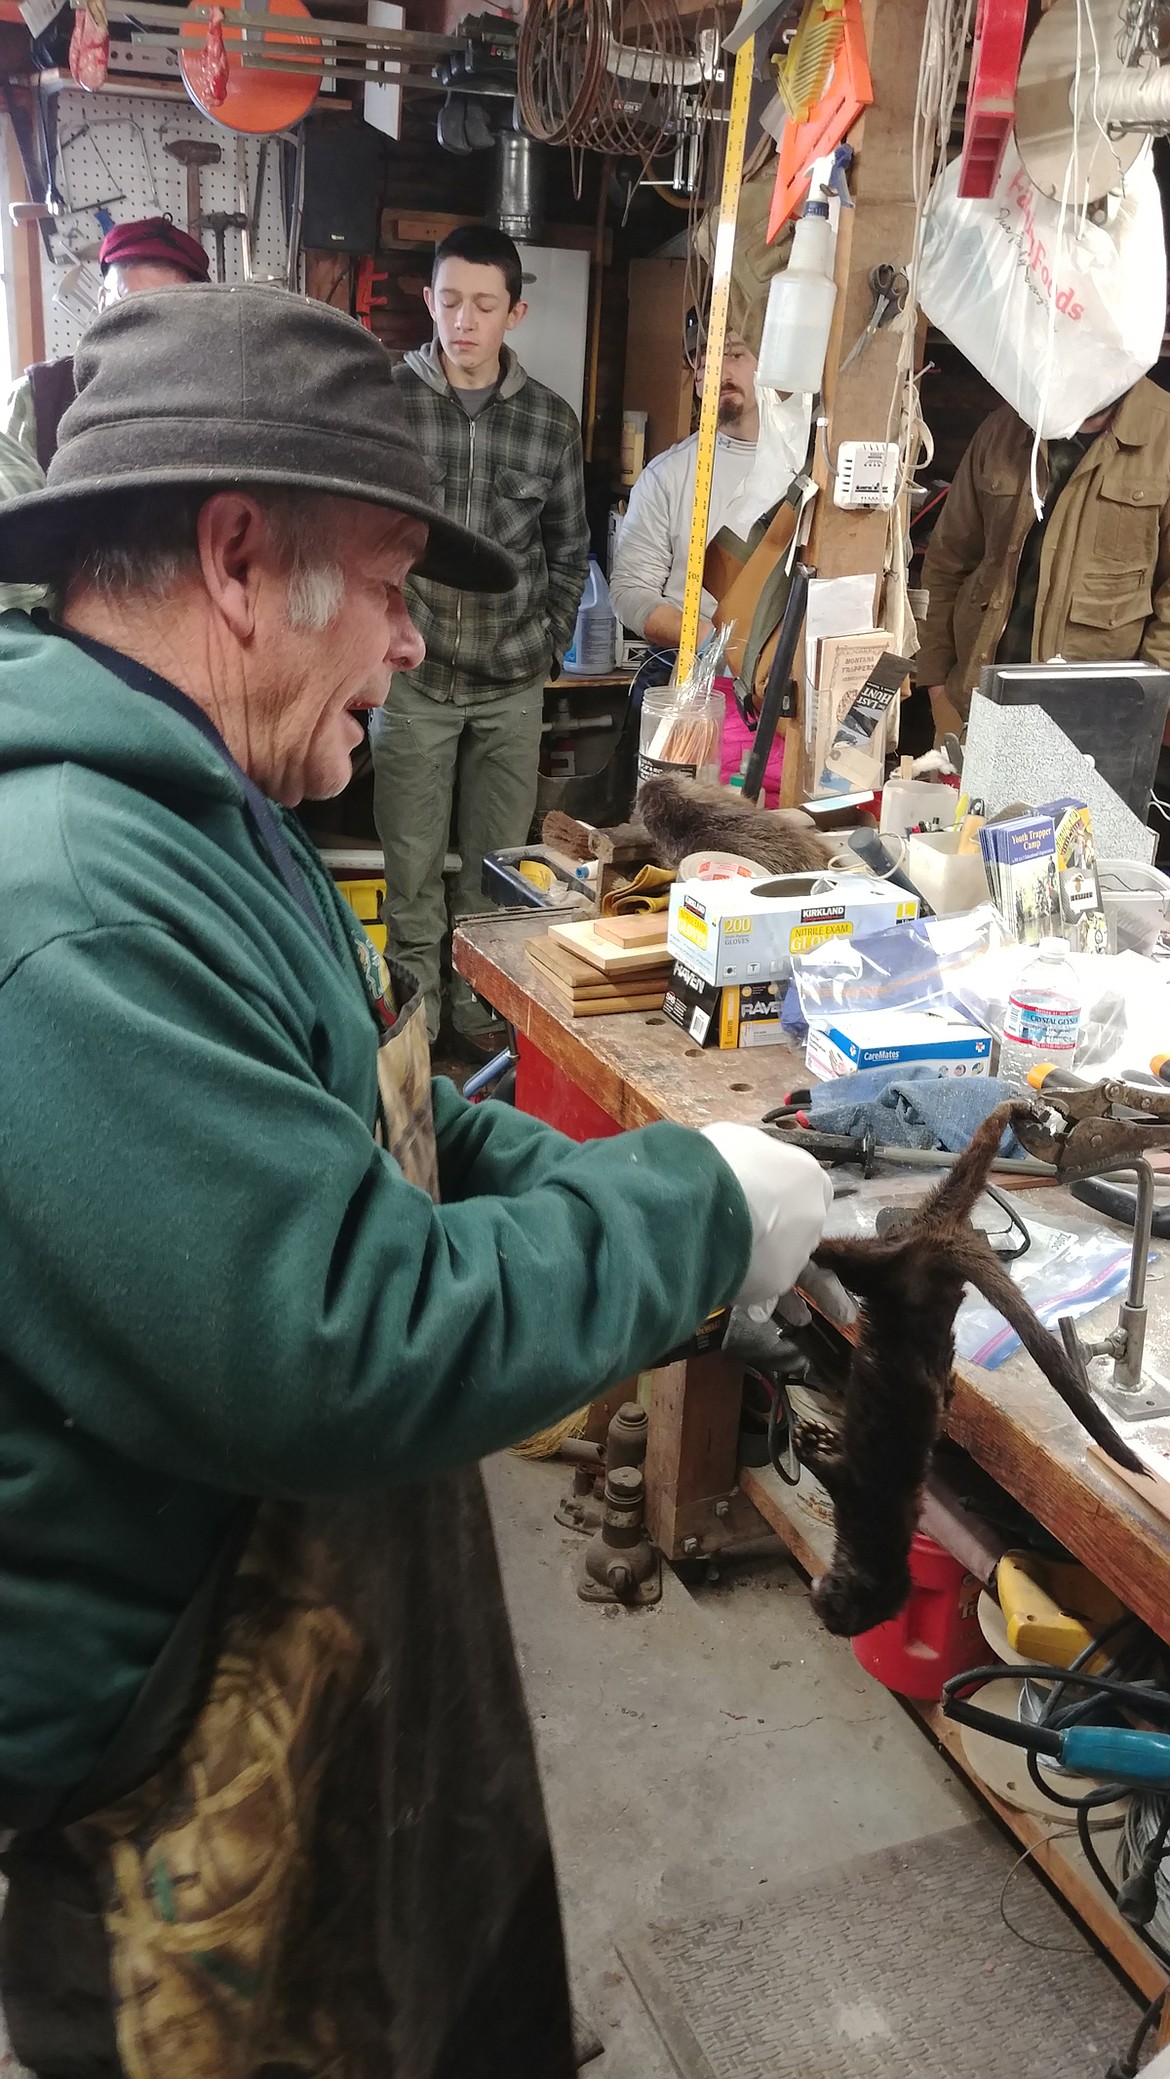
[
  {"xmin": 234, "ymin": 53, "xmax": 512, "ymax": 89},
  {"xmin": 762, "ymin": 1124, "xmax": 1057, "ymax": 1178},
  {"xmin": 1110, "ymin": 1158, "xmax": 1153, "ymax": 1390},
  {"xmin": 115, "ymin": 1, "xmax": 460, "ymax": 51}
]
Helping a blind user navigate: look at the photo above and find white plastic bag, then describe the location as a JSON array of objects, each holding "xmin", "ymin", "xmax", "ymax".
[
  {"xmin": 918, "ymin": 141, "xmax": 1166, "ymax": 438},
  {"xmin": 720, "ymin": 388, "xmax": 812, "ymax": 538}
]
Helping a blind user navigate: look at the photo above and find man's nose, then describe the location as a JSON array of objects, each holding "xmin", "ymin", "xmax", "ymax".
[{"xmin": 387, "ymin": 600, "xmax": 425, "ymax": 673}]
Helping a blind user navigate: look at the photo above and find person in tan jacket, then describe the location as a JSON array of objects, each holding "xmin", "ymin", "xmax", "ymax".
[{"xmin": 918, "ymin": 377, "xmax": 1170, "ymax": 741}]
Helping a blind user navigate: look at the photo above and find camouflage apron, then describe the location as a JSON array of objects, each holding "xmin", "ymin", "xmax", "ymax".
[{"xmin": 1, "ymin": 948, "xmax": 575, "ymax": 2079}]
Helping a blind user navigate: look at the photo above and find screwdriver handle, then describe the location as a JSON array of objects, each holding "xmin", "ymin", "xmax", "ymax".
[{"xmin": 1027, "ymin": 1063, "xmax": 1091, "ymax": 1094}]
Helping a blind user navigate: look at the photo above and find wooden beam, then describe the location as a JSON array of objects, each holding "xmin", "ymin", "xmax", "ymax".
[
  {"xmin": 644, "ymin": 1348, "xmax": 760, "ymax": 1559},
  {"xmin": 5, "ymin": 114, "xmax": 43, "ymax": 372},
  {"xmin": 782, "ymin": 0, "xmax": 928, "ymax": 801},
  {"xmin": 381, "ymin": 208, "xmax": 612, "ymax": 262}
]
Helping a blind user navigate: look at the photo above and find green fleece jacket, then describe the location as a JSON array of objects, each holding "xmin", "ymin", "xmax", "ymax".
[{"xmin": 0, "ymin": 613, "xmax": 751, "ymax": 1790}]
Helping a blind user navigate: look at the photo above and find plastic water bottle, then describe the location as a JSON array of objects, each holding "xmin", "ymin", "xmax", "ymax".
[
  {"xmin": 998, "ymin": 938, "xmax": 1083, "ymax": 1091},
  {"xmin": 562, "ymin": 558, "xmax": 617, "ymax": 675}
]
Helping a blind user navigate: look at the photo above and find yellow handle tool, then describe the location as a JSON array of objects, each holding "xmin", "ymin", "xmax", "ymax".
[{"xmin": 996, "ymin": 1551, "xmax": 1125, "ymax": 1669}]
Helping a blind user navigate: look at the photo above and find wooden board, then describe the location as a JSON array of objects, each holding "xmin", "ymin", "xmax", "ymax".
[
  {"xmin": 595, "ymin": 914, "xmax": 670, "ymax": 949},
  {"xmin": 550, "ymin": 988, "xmax": 667, "ymax": 1020},
  {"xmin": 644, "ymin": 1349, "xmax": 751, "ymax": 1557},
  {"xmin": 526, "ymin": 937, "xmax": 668, "ymax": 998},
  {"xmin": 623, "ymin": 257, "xmax": 694, "ymax": 463},
  {"xmin": 1088, "ymin": 1442, "xmax": 1170, "ymax": 1525},
  {"xmin": 381, "ymin": 209, "xmax": 610, "ymax": 261},
  {"xmin": 549, "ymin": 918, "xmax": 674, "ymax": 978},
  {"xmin": 526, "ymin": 938, "xmax": 627, "ymax": 997}
]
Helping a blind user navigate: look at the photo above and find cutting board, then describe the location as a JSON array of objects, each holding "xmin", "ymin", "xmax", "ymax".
[
  {"xmin": 549, "ymin": 918, "xmax": 674, "ymax": 977},
  {"xmin": 526, "ymin": 938, "xmax": 667, "ymax": 997},
  {"xmin": 526, "ymin": 939, "xmax": 629, "ymax": 996},
  {"xmin": 525, "ymin": 939, "xmax": 666, "ymax": 1017},
  {"xmin": 595, "ymin": 913, "xmax": 670, "ymax": 950}
]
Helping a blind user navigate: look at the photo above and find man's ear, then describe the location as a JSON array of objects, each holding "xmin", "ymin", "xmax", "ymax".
[
  {"xmin": 423, "ymin": 284, "xmax": 437, "ymax": 325},
  {"xmin": 195, "ymin": 493, "xmax": 271, "ymax": 641},
  {"xmin": 505, "ymin": 298, "xmax": 528, "ymax": 332}
]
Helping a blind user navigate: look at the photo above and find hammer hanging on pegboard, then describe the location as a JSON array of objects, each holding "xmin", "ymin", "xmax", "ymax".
[{"xmin": 164, "ymin": 135, "xmax": 246, "ymax": 281}]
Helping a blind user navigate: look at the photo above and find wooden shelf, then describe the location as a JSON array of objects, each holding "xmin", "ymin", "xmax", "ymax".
[
  {"xmin": 546, "ymin": 671, "xmax": 635, "ymax": 691},
  {"xmin": 741, "ymin": 1459, "xmax": 1169, "ymax": 2008}
]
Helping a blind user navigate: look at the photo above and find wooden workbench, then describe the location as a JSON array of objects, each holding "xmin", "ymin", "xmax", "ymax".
[{"xmin": 455, "ymin": 906, "xmax": 1170, "ymax": 2005}]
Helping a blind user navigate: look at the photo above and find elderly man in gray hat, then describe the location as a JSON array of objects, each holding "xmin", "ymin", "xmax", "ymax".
[{"xmin": 0, "ymin": 285, "xmax": 831, "ymax": 2079}]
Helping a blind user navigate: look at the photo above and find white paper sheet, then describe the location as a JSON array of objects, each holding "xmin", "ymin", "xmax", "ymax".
[{"xmin": 802, "ymin": 573, "xmax": 878, "ymax": 769}]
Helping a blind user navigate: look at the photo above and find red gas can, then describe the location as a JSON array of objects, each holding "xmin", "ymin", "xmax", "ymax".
[{"xmin": 851, "ymin": 1532, "xmax": 985, "ymax": 1700}]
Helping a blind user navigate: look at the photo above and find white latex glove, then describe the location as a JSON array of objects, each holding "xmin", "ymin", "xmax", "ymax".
[{"xmin": 701, "ymin": 1123, "xmax": 834, "ymax": 1317}]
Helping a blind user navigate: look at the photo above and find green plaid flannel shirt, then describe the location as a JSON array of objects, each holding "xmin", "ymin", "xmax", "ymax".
[
  {"xmin": 390, "ymin": 345, "xmax": 589, "ymax": 702},
  {"xmin": 0, "ymin": 419, "xmax": 48, "ymax": 614}
]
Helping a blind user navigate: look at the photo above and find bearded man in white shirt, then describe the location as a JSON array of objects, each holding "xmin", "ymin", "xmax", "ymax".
[{"xmin": 610, "ymin": 331, "xmax": 762, "ymax": 648}]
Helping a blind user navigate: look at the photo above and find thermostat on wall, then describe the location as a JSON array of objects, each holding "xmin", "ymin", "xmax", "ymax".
[{"xmin": 834, "ymin": 441, "xmax": 900, "ymax": 510}]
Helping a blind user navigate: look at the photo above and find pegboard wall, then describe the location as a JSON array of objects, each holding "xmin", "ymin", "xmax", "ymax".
[{"xmin": 41, "ymin": 92, "xmax": 292, "ymax": 355}]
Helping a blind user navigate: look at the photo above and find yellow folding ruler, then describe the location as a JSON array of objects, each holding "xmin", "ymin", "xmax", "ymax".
[{"xmin": 675, "ymin": 20, "xmax": 758, "ymax": 687}]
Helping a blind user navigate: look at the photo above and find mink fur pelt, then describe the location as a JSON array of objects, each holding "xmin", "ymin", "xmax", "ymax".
[
  {"xmin": 800, "ymin": 1101, "xmax": 1144, "ymax": 1638},
  {"xmin": 637, "ymin": 771, "xmax": 836, "ymax": 875}
]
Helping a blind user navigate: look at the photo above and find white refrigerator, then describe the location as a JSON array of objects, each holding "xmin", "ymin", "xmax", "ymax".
[{"xmin": 509, "ymin": 245, "xmax": 591, "ymax": 422}]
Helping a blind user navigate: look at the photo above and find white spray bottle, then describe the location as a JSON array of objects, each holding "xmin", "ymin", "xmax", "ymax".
[{"xmin": 757, "ymin": 146, "xmax": 851, "ymax": 395}]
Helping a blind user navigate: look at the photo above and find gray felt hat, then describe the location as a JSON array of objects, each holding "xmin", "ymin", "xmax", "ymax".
[{"xmin": 0, "ymin": 284, "xmax": 517, "ymax": 594}]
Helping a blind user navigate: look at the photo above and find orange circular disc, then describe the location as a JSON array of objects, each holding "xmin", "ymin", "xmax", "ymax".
[{"xmin": 180, "ymin": 0, "xmax": 322, "ymax": 135}]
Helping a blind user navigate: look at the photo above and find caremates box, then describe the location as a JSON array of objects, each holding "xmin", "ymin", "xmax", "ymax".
[
  {"xmin": 667, "ymin": 874, "xmax": 919, "ymax": 987},
  {"xmin": 806, "ymin": 1007, "xmax": 992, "ymax": 1082}
]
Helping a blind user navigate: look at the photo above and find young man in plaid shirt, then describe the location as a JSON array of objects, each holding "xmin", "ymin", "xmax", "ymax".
[{"xmin": 373, "ymin": 224, "xmax": 589, "ymax": 1054}]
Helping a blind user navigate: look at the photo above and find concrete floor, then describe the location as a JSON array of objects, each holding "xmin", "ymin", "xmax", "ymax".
[{"xmin": 484, "ymin": 1451, "xmax": 976, "ymax": 2079}]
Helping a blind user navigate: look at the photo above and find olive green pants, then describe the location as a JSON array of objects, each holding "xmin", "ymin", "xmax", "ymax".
[{"xmin": 370, "ymin": 674, "xmax": 546, "ymax": 1042}]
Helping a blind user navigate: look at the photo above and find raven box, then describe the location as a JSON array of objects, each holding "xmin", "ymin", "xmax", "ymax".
[{"xmin": 663, "ymin": 963, "xmax": 789, "ymax": 1048}]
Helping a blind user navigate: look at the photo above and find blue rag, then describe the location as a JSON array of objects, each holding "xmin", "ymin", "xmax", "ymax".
[{"xmin": 804, "ymin": 1065, "xmax": 1024, "ymax": 1156}]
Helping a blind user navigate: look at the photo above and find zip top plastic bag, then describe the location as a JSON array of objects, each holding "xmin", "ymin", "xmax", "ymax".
[{"xmin": 918, "ymin": 141, "xmax": 1166, "ymax": 438}]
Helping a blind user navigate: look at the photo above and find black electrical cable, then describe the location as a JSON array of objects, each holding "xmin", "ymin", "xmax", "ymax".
[
  {"xmin": 944, "ymin": 1663, "xmax": 1170, "ymax": 1750},
  {"xmin": 948, "ymin": 1633, "xmax": 1170, "ymax": 2072},
  {"xmin": 1023, "ymin": 1745, "xmax": 1127, "ymax": 1812},
  {"xmin": 1104, "ymin": 1987, "xmax": 1165, "ymax": 2079},
  {"xmin": 1117, "ymin": 1801, "xmax": 1170, "ymax": 1931}
]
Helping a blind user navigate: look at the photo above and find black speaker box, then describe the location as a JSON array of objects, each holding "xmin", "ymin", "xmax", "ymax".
[{"xmin": 301, "ymin": 120, "xmax": 387, "ymax": 254}]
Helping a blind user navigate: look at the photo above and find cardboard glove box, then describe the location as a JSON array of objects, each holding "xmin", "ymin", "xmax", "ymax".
[{"xmin": 667, "ymin": 874, "xmax": 919, "ymax": 986}]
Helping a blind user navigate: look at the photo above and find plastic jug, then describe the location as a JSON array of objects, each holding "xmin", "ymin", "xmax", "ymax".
[
  {"xmin": 563, "ymin": 558, "xmax": 617, "ymax": 676},
  {"xmin": 757, "ymin": 196, "xmax": 838, "ymax": 395},
  {"xmin": 852, "ymin": 1533, "xmax": 985, "ymax": 1700}
]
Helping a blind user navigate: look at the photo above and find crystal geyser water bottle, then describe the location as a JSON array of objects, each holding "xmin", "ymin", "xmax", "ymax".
[{"xmin": 998, "ymin": 938, "xmax": 1083, "ymax": 1091}]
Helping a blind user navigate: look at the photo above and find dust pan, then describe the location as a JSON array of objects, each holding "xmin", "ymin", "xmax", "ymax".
[{"xmin": 775, "ymin": 0, "xmax": 846, "ymax": 123}]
